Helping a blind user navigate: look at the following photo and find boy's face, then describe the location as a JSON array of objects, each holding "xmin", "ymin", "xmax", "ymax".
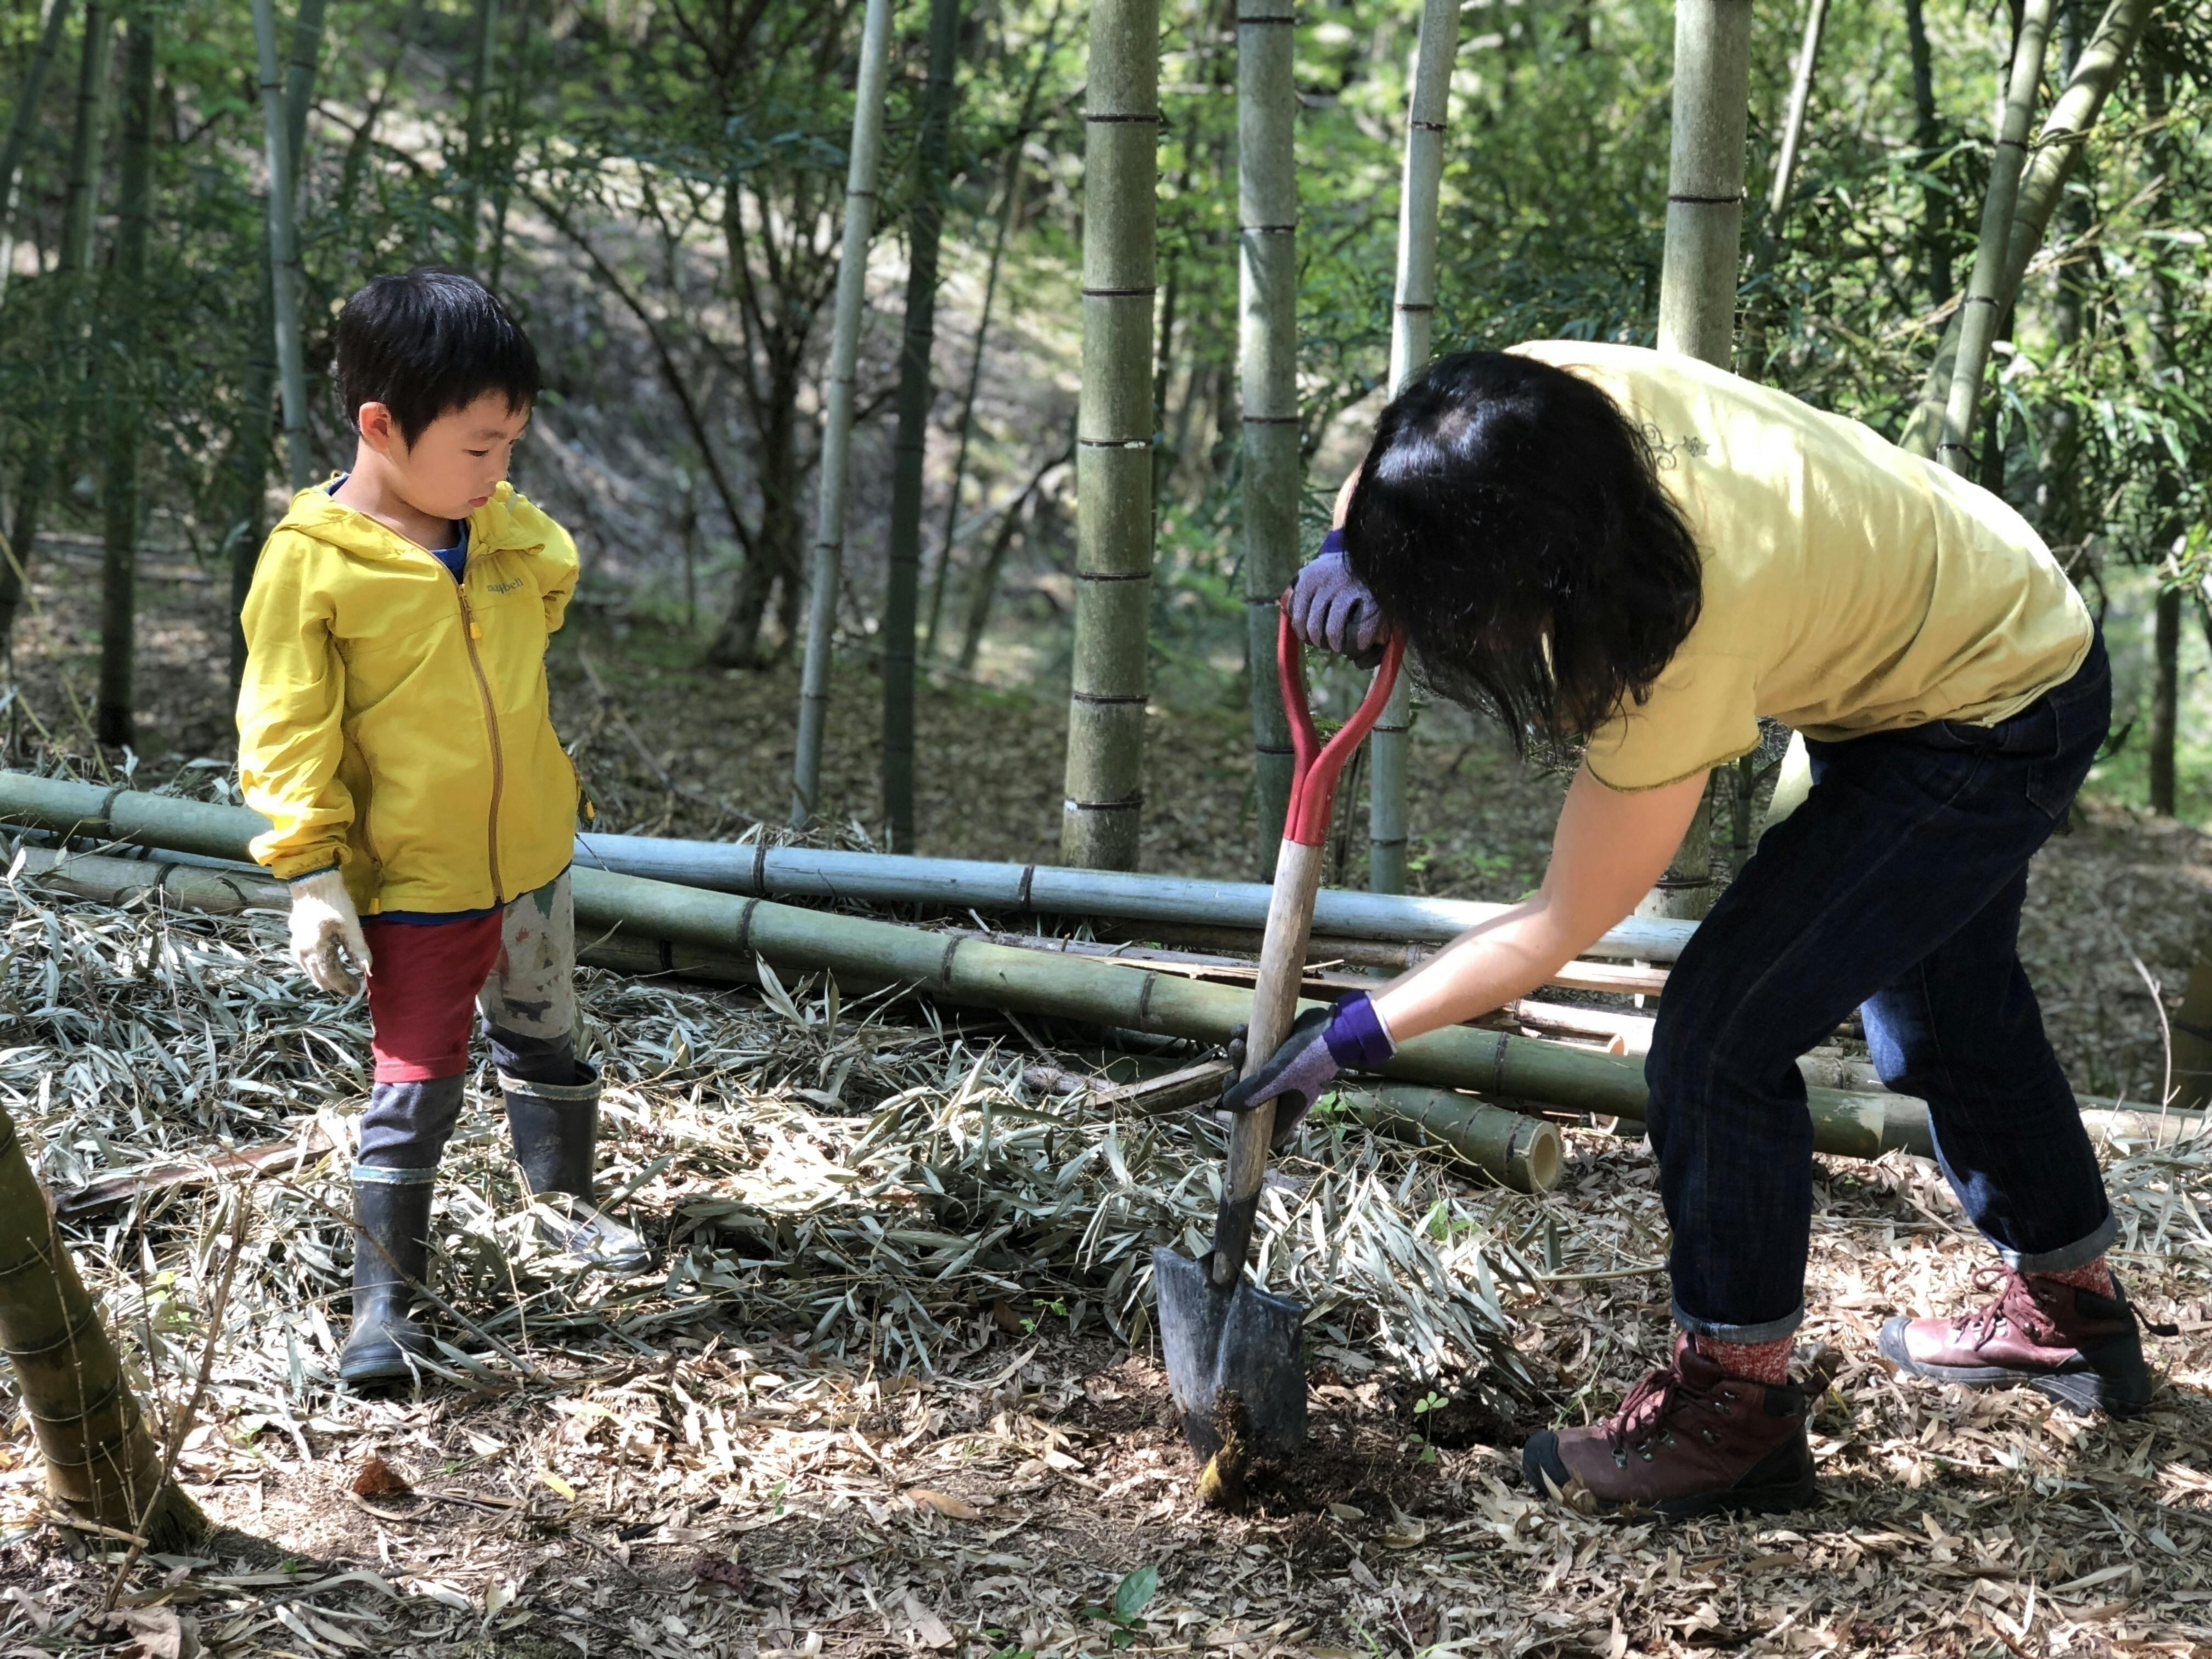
[{"xmin": 359, "ymin": 392, "xmax": 531, "ymax": 522}]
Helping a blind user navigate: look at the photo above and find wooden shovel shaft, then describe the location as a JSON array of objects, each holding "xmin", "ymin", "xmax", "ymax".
[{"xmin": 1211, "ymin": 836, "xmax": 1325, "ymax": 1287}]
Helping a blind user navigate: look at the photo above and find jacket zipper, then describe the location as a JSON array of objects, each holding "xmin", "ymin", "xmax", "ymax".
[{"xmin": 456, "ymin": 575, "xmax": 507, "ymax": 904}]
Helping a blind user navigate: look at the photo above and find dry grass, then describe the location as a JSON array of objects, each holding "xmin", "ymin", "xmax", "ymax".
[{"xmin": 0, "ymin": 559, "xmax": 2208, "ymax": 1656}]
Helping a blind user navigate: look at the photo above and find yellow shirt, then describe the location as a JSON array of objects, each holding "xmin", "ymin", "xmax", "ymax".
[{"xmin": 1508, "ymin": 341, "xmax": 2094, "ymax": 791}]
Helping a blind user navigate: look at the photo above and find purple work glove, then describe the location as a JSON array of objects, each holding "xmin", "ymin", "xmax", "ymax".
[
  {"xmin": 1220, "ymin": 992, "xmax": 1398, "ymax": 1150},
  {"xmin": 1287, "ymin": 530, "xmax": 1386, "ymax": 667}
]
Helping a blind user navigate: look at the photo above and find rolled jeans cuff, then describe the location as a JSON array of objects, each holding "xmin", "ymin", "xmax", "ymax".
[
  {"xmin": 1671, "ymin": 1299, "xmax": 1805, "ymax": 1346},
  {"xmin": 1994, "ymin": 1207, "xmax": 2118, "ymax": 1275}
]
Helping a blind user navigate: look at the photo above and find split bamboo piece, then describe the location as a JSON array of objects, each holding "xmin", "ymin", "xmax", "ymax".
[{"xmin": 0, "ymin": 1103, "xmax": 208, "ymax": 1549}]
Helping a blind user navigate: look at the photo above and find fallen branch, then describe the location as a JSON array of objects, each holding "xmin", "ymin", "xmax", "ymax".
[{"xmin": 58, "ymin": 1120, "xmax": 338, "ymax": 1221}]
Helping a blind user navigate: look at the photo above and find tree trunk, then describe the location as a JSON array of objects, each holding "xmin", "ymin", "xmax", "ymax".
[
  {"xmin": 2141, "ymin": 41, "xmax": 2182, "ymax": 820},
  {"xmin": 922, "ymin": 0, "xmax": 1067, "ymax": 663},
  {"xmin": 1366, "ymin": 0, "xmax": 1457, "ymax": 896},
  {"xmin": 1238, "ymin": 0, "xmax": 1297, "ymax": 876},
  {"xmin": 1897, "ymin": 0, "xmax": 2149, "ymax": 459},
  {"xmin": 881, "ymin": 0, "xmax": 964, "ymax": 851},
  {"xmin": 487, "ymin": 0, "xmax": 533, "ymax": 295},
  {"xmin": 1739, "ymin": 0, "xmax": 1826, "ymax": 376},
  {"xmin": 1936, "ymin": 0, "xmax": 2055, "ymax": 477},
  {"xmin": 1060, "ymin": 0, "xmax": 1158, "ymax": 871},
  {"xmin": 0, "ymin": 1104, "xmax": 208, "ymax": 1550},
  {"xmin": 1901, "ymin": 0, "xmax": 1950, "ymax": 305},
  {"xmin": 251, "ymin": 0, "xmax": 314, "ymax": 492},
  {"xmin": 0, "ymin": 0, "xmax": 77, "ymax": 308},
  {"xmin": 2150, "ymin": 584, "xmax": 2179, "ymax": 816},
  {"xmin": 458, "ymin": 0, "xmax": 500, "ymax": 272},
  {"xmin": 229, "ymin": 0, "xmax": 327, "ymax": 685},
  {"xmin": 788, "ymin": 0, "xmax": 895, "ymax": 826},
  {"xmin": 2034, "ymin": 5, "xmax": 2090, "ymax": 536},
  {"xmin": 1643, "ymin": 0, "xmax": 1752, "ymax": 921},
  {"xmin": 94, "ymin": 10, "xmax": 154, "ymax": 751},
  {"xmin": 0, "ymin": 0, "xmax": 110, "ymax": 652}
]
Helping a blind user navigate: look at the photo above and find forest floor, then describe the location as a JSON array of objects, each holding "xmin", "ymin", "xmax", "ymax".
[{"xmin": 0, "ymin": 546, "xmax": 2208, "ymax": 1658}]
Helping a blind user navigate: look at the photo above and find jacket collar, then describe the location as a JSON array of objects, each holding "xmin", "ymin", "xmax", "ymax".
[{"xmin": 273, "ymin": 479, "xmax": 537, "ymax": 562}]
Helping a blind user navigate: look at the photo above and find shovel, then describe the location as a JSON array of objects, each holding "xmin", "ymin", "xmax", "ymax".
[{"xmin": 1154, "ymin": 608, "xmax": 1406, "ymax": 1469}]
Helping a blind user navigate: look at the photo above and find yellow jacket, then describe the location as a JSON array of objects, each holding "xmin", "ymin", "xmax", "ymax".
[{"xmin": 236, "ymin": 482, "xmax": 582, "ymax": 916}]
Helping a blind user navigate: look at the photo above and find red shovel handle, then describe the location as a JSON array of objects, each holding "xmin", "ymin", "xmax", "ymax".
[{"xmin": 1276, "ymin": 606, "xmax": 1405, "ymax": 848}]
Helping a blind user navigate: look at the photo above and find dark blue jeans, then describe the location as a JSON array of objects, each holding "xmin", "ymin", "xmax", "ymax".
[{"xmin": 1647, "ymin": 634, "xmax": 2115, "ymax": 1343}]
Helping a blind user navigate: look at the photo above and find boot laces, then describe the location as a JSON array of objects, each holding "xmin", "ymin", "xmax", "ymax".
[
  {"xmin": 1953, "ymin": 1268, "xmax": 2041, "ymax": 1350},
  {"xmin": 1603, "ymin": 1357, "xmax": 1728, "ymax": 1458}
]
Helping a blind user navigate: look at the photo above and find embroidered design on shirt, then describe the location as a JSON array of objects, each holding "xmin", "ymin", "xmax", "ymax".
[{"xmin": 1638, "ymin": 421, "xmax": 1711, "ymax": 470}]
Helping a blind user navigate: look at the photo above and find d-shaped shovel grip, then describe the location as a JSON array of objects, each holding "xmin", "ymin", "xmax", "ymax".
[{"xmin": 1205, "ymin": 612, "xmax": 1404, "ymax": 1288}]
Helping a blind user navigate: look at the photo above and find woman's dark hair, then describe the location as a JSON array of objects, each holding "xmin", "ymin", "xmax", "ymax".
[
  {"xmin": 333, "ymin": 268, "xmax": 541, "ymax": 444},
  {"xmin": 1342, "ymin": 349, "xmax": 1703, "ymax": 752}
]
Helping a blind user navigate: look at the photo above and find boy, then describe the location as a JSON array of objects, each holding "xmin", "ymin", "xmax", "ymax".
[
  {"xmin": 238, "ymin": 269, "xmax": 646, "ymax": 1389},
  {"xmin": 1232, "ymin": 343, "xmax": 2156, "ymax": 1516}
]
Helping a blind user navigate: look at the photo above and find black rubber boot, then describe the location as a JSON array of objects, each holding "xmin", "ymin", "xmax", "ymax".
[
  {"xmin": 339, "ymin": 1170, "xmax": 436, "ymax": 1387},
  {"xmin": 502, "ymin": 1064, "xmax": 651, "ymax": 1273}
]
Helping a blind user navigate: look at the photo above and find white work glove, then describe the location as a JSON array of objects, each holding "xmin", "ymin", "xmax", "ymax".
[{"xmin": 287, "ymin": 868, "xmax": 372, "ymax": 996}]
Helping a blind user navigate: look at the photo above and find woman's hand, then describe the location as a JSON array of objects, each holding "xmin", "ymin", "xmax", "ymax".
[{"xmin": 1372, "ymin": 766, "xmax": 1708, "ymax": 1044}]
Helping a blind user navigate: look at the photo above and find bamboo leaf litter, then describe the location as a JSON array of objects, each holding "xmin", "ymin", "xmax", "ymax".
[{"xmin": 0, "ymin": 863, "xmax": 1546, "ymax": 1406}]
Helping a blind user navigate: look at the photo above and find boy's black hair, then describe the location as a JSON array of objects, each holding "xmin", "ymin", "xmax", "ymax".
[
  {"xmin": 332, "ymin": 269, "xmax": 541, "ymax": 445},
  {"xmin": 1342, "ymin": 349, "xmax": 1704, "ymax": 755}
]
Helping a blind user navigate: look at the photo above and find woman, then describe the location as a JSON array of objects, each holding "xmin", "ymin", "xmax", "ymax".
[{"xmin": 1227, "ymin": 342, "xmax": 2155, "ymax": 1519}]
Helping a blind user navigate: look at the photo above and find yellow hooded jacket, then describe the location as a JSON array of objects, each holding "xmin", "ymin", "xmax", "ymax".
[{"xmin": 236, "ymin": 482, "xmax": 582, "ymax": 916}]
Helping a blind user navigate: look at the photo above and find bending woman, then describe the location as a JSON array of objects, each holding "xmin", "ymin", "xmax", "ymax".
[{"xmin": 1231, "ymin": 341, "xmax": 2150, "ymax": 1519}]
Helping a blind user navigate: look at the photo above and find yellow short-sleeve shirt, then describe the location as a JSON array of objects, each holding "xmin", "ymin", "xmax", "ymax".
[{"xmin": 1506, "ymin": 341, "xmax": 2095, "ymax": 792}]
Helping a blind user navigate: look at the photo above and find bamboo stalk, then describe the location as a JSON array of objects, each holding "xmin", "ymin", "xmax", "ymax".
[
  {"xmin": 1934, "ymin": 0, "xmax": 2055, "ymax": 476},
  {"xmin": 1367, "ymin": 0, "xmax": 1457, "ymax": 896},
  {"xmin": 458, "ymin": 0, "xmax": 500, "ymax": 271},
  {"xmin": 882, "ymin": 0, "xmax": 965, "ymax": 850},
  {"xmin": 790, "ymin": 0, "xmax": 896, "ymax": 828},
  {"xmin": 95, "ymin": 10, "xmax": 155, "ymax": 752},
  {"xmin": 1338, "ymin": 1086, "xmax": 1561, "ymax": 1194},
  {"xmin": 0, "ymin": 0, "xmax": 76, "ymax": 308},
  {"xmin": 0, "ymin": 1104, "xmax": 207, "ymax": 1550},
  {"xmin": 251, "ymin": 0, "xmax": 314, "ymax": 491},
  {"xmin": 1898, "ymin": 0, "xmax": 2149, "ymax": 459},
  {"xmin": 1239, "ymin": 0, "xmax": 1297, "ymax": 874},
  {"xmin": 0, "ymin": 0, "xmax": 109, "ymax": 648},
  {"xmin": 1059, "ymin": 0, "xmax": 1158, "ymax": 871},
  {"xmin": 17, "ymin": 834, "xmax": 2201, "ymax": 1161},
  {"xmin": 1645, "ymin": 0, "xmax": 1752, "ymax": 921}
]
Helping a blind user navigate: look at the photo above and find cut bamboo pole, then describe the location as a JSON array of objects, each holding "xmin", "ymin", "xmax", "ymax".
[
  {"xmin": 0, "ymin": 0, "xmax": 76, "ymax": 308},
  {"xmin": 1934, "ymin": 0, "xmax": 2055, "ymax": 477},
  {"xmin": 882, "ymin": 0, "xmax": 965, "ymax": 850},
  {"xmin": 251, "ymin": 0, "xmax": 314, "ymax": 491},
  {"xmin": 1338, "ymin": 1086, "xmax": 1561, "ymax": 1193},
  {"xmin": 1898, "ymin": 0, "xmax": 2149, "ymax": 460},
  {"xmin": 790, "ymin": 0, "xmax": 896, "ymax": 828},
  {"xmin": 0, "ymin": 1103, "xmax": 208, "ymax": 1550},
  {"xmin": 1367, "ymin": 0, "xmax": 1457, "ymax": 896},
  {"xmin": 13, "ymin": 835, "xmax": 2202, "ymax": 1160},
  {"xmin": 1059, "ymin": 0, "xmax": 1159, "ymax": 871},
  {"xmin": 1646, "ymin": 0, "xmax": 1752, "ymax": 921},
  {"xmin": 94, "ymin": 8, "xmax": 155, "ymax": 752},
  {"xmin": 1239, "ymin": 0, "xmax": 1298, "ymax": 873}
]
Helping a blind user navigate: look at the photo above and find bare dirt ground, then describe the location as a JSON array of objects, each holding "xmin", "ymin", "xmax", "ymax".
[{"xmin": 0, "ymin": 546, "xmax": 2208, "ymax": 1658}]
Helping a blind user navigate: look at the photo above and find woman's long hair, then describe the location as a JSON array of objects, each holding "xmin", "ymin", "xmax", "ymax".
[{"xmin": 1342, "ymin": 350, "xmax": 1705, "ymax": 754}]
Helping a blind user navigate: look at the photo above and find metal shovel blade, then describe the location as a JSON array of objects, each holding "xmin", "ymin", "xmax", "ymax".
[{"xmin": 1153, "ymin": 1244, "xmax": 1307, "ymax": 1459}]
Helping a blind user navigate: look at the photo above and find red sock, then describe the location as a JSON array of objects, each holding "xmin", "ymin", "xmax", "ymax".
[
  {"xmin": 2036, "ymin": 1257, "xmax": 2115, "ymax": 1296},
  {"xmin": 1692, "ymin": 1334, "xmax": 1794, "ymax": 1385}
]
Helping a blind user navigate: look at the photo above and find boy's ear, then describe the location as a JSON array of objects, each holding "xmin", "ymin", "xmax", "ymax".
[{"xmin": 357, "ymin": 401, "xmax": 399, "ymax": 454}]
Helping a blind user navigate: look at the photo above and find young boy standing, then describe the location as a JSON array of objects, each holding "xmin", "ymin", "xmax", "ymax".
[{"xmin": 237, "ymin": 269, "xmax": 646, "ymax": 1389}]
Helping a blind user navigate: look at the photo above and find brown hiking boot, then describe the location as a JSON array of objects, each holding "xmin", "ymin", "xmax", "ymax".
[
  {"xmin": 1878, "ymin": 1269, "xmax": 2167, "ymax": 1417},
  {"xmin": 1521, "ymin": 1336, "xmax": 1815, "ymax": 1519}
]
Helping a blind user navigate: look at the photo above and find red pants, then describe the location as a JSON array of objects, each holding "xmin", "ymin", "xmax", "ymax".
[{"xmin": 360, "ymin": 912, "xmax": 505, "ymax": 1083}]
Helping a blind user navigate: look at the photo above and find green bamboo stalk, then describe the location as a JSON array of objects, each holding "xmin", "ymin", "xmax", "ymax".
[
  {"xmin": 1934, "ymin": 0, "xmax": 2055, "ymax": 477},
  {"xmin": 1239, "ymin": 0, "xmax": 1297, "ymax": 876},
  {"xmin": 1366, "ymin": 0, "xmax": 1456, "ymax": 896},
  {"xmin": 1059, "ymin": 0, "xmax": 1158, "ymax": 871},
  {"xmin": 882, "ymin": 0, "xmax": 965, "ymax": 852},
  {"xmin": 94, "ymin": 8, "xmax": 154, "ymax": 752},
  {"xmin": 0, "ymin": 1103, "xmax": 207, "ymax": 1549},
  {"xmin": 458, "ymin": 0, "xmax": 500, "ymax": 271},
  {"xmin": 1645, "ymin": 0, "xmax": 1752, "ymax": 920},
  {"xmin": 1902, "ymin": 0, "xmax": 1949, "ymax": 305},
  {"xmin": 1898, "ymin": 0, "xmax": 2149, "ymax": 459},
  {"xmin": 1339, "ymin": 1085, "xmax": 1561, "ymax": 1193},
  {"xmin": 251, "ymin": 0, "xmax": 312, "ymax": 492},
  {"xmin": 791, "ymin": 0, "xmax": 896, "ymax": 828},
  {"xmin": 0, "ymin": 0, "xmax": 110, "ymax": 650},
  {"xmin": 0, "ymin": 0, "xmax": 77, "ymax": 307}
]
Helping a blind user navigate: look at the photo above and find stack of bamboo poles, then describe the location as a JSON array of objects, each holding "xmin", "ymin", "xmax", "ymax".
[{"xmin": 4, "ymin": 773, "xmax": 2202, "ymax": 1165}]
